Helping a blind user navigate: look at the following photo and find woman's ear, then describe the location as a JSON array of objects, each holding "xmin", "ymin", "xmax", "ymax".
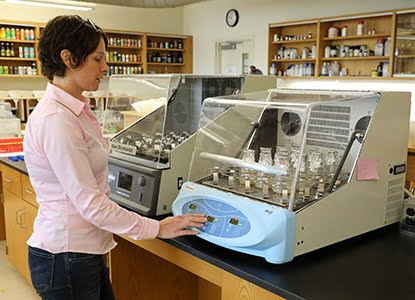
[{"xmin": 60, "ymin": 49, "xmax": 72, "ymax": 68}]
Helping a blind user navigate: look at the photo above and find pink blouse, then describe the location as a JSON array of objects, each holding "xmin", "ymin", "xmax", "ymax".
[{"xmin": 24, "ymin": 83, "xmax": 159, "ymax": 254}]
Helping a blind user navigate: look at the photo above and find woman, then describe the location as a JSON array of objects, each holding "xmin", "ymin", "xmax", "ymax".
[{"xmin": 23, "ymin": 15, "xmax": 206, "ymax": 300}]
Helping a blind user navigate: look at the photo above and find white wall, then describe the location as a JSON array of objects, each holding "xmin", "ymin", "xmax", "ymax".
[{"xmin": 0, "ymin": 2, "xmax": 183, "ymax": 33}]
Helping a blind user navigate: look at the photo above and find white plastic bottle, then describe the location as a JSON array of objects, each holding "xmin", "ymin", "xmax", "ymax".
[
  {"xmin": 331, "ymin": 61, "xmax": 340, "ymax": 76},
  {"xmin": 269, "ymin": 63, "xmax": 277, "ymax": 76},
  {"xmin": 357, "ymin": 21, "xmax": 364, "ymax": 36}
]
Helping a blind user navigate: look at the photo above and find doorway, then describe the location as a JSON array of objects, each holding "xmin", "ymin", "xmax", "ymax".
[{"xmin": 215, "ymin": 38, "xmax": 254, "ymax": 75}]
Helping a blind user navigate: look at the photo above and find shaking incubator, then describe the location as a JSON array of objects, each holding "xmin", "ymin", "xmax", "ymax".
[
  {"xmin": 172, "ymin": 89, "xmax": 410, "ymax": 263},
  {"xmin": 105, "ymin": 75, "xmax": 245, "ymax": 216}
]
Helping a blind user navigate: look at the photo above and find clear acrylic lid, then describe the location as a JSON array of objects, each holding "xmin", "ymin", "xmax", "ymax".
[
  {"xmin": 107, "ymin": 74, "xmax": 245, "ymax": 169},
  {"xmin": 189, "ymin": 89, "xmax": 380, "ymax": 211}
]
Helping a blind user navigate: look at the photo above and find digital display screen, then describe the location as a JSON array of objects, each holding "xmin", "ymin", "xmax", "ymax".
[
  {"xmin": 394, "ymin": 164, "xmax": 406, "ymax": 175},
  {"xmin": 230, "ymin": 218, "xmax": 239, "ymax": 225},
  {"xmin": 207, "ymin": 216, "xmax": 215, "ymax": 222},
  {"xmin": 189, "ymin": 204, "xmax": 198, "ymax": 210},
  {"xmin": 118, "ymin": 172, "xmax": 133, "ymax": 191}
]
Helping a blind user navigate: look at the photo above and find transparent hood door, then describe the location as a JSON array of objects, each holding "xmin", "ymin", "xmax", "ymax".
[{"xmin": 103, "ymin": 75, "xmax": 175, "ymax": 134}]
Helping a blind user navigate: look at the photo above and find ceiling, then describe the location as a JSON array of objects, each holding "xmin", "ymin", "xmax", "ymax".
[{"xmin": 77, "ymin": 0, "xmax": 211, "ymax": 8}]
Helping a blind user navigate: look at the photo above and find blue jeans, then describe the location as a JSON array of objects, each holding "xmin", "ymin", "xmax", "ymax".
[{"xmin": 28, "ymin": 246, "xmax": 115, "ymax": 300}]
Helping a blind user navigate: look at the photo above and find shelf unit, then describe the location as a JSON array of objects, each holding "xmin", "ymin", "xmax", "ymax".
[
  {"xmin": 0, "ymin": 19, "xmax": 193, "ymax": 78},
  {"xmin": 268, "ymin": 7, "xmax": 415, "ymax": 79},
  {"xmin": 268, "ymin": 19, "xmax": 318, "ymax": 77},
  {"xmin": 394, "ymin": 10, "xmax": 415, "ymax": 77},
  {"xmin": 146, "ymin": 33, "xmax": 193, "ymax": 74},
  {"xmin": 0, "ymin": 20, "xmax": 40, "ymax": 77},
  {"xmin": 105, "ymin": 30, "xmax": 144, "ymax": 75}
]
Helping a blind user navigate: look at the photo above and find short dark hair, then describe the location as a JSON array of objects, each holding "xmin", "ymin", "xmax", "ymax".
[{"xmin": 38, "ymin": 15, "xmax": 108, "ymax": 80}]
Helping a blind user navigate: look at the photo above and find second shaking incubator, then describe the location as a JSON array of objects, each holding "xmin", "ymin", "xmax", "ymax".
[{"xmin": 105, "ymin": 74, "xmax": 246, "ymax": 216}]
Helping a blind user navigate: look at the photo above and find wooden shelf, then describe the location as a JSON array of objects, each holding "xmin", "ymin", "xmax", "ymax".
[
  {"xmin": 107, "ymin": 45, "xmax": 142, "ymax": 50},
  {"xmin": 397, "ymin": 31, "xmax": 415, "ymax": 36},
  {"xmin": 268, "ymin": 8, "xmax": 415, "ymax": 80},
  {"xmin": 277, "ymin": 76, "xmax": 390, "ymax": 80},
  {"xmin": 0, "ymin": 57, "xmax": 36, "ymax": 61},
  {"xmin": 272, "ymin": 58, "xmax": 316, "ymax": 62},
  {"xmin": 147, "ymin": 62, "xmax": 185, "ymax": 66},
  {"xmin": 321, "ymin": 56, "xmax": 390, "ymax": 61},
  {"xmin": 0, "ymin": 75, "xmax": 42, "ymax": 78},
  {"xmin": 0, "ymin": 39, "xmax": 35, "ymax": 44},
  {"xmin": 322, "ymin": 33, "xmax": 390, "ymax": 41},
  {"xmin": 276, "ymin": 76, "xmax": 316, "ymax": 79},
  {"xmin": 272, "ymin": 39, "xmax": 316, "ymax": 44},
  {"xmin": 107, "ymin": 61, "xmax": 142, "ymax": 65},
  {"xmin": 395, "ymin": 55, "xmax": 415, "ymax": 59},
  {"xmin": 147, "ymin": 47, "xmax": 185, "ymax": 52}
]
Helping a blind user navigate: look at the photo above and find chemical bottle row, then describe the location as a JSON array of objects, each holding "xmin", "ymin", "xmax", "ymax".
[
  {"xmin": 108, "ymin": 66, "xmax": 143, "ymax": 76},
  {"xmin": 323, "ymin": 39, "xmax": 389, "ymax": 58},
  {"xmin": 327, "ymin": 21, "xmax": 378, "ymax": 37},
  {"xmin": 106, "ymin": 51, "xmax": 141, "ymax": 63},
  {"xmin": 0, "ymin": 27, "xmax": 35, "ymax": 40},
  {"xmin": 0, "ymin": 63, "xmax": 38, "ymax": 76},
  {"xmin": 274, "ymin": 45, "xmax": 317, "ymax": 60},
  {"xmin": 0, "ymin": 43, "xmax": 35, "ymax": 58},
  {"xmin": 147, "ymin": 40, "xmax": 183, "ymax": 49},
  {"xmin": 108, "ymin": 38, "xmax": 141, "ymax": 48},
  {"xmin": 273, "ymin": 32, "xmax": 313, "ymax": 42},
  {"xmin": 147, "ymin": 52, "xmax": 183, "ymax": 64},
  {"xmin": 320, "ymin": 61, "xmax": 389, "ymax": 77},
  {"xmin": 274, "ymin": 63, "xmax": 315, "ymax": 77}
]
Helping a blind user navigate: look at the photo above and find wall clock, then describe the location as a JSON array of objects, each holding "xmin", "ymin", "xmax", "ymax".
[{"xmin": 226, "ymin": 9, "xmax": 239, "ymax": 27}]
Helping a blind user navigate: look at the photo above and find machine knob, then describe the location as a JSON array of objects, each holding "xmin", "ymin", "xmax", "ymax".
[
  {"xmin": 137, "ymin": 176, "xmax": 146, "ymax": 187},
  {"xmin": 404, "ymin": 217, "xmax": 414, "ymax": 226},
  {"xmin": 406, "ymin": 208, "xmax": 415, "ymax": 217}
]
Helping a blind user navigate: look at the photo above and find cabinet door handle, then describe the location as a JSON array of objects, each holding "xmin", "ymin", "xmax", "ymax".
[
  {"xmin": 19, "ymin": 211, "xmax": 28, "ymax": 229},
  {"xmin": 24, "ymin": 188, "xmax": 34, "ymax": 195},
  {"xmin": 15, "ymin": 208, "xmax": 23, "ymax": 225},
  {"xmin": 4, "ymin": 177, "xmax": 12, "ymax": 183},
  {"xmin": 0, "ymin": 194, "xmax": 4, "ymax": 204}
]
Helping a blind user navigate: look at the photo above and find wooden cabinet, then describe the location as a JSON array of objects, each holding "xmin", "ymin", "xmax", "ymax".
[
  {"xmin": 106, "ymin": 30, "xmax": 144, "ymax": 76},
  {"xmin": 0, "ymin": 21, "xmax": 40, "ymax": 77},
  {"xmin": 110, "ymin": 235, "xmax": 283, "ymax": 300},
  {"xmin": 268, "ymin": 7, "xmax": 415, "ymax": 80},
  {"xmin": 269, "ymin": 20, "xmax": 318, "ymax": 77},
  {"xmin": 146, "ymin": 34, "xmax": 193, "ymax": 74},
  {"xmin": 394, "ymin": 10, "xmax": 415, "ymax": 77},
  {"xmin": 1, "ymin": 19, "xmax": 193, "ymax": 79},
  {"xmin": 0, "ymin": 163, "xmax": 6, "ymax": 240},
  {"xmin": 1, "ymin": 165, "xmax": 37, "ymax": 284},
  {"xmin": 319, "ymin": 13, "xmax": 393, "ymax": 78}
]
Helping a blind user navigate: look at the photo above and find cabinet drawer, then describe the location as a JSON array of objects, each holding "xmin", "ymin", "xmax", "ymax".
[
  {"xmin": 1, "ymin": 166, "xmax": 22, "ymax": 198},
  {"xmin": 22, "ymin": 175, "xmax": 38, "ymax": 208}
]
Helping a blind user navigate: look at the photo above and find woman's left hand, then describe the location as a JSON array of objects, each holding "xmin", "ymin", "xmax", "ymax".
[{"xmin": 156, "ymin": 214, "xmax": 207, "ymax": 239}]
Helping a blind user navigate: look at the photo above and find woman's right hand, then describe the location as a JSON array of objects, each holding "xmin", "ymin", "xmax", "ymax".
[{"xmin": 157, "ymin": 214, "xmax": 207, "ymax": 239}]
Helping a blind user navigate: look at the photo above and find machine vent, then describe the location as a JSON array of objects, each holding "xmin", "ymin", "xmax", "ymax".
[
  {"xmin": 385, "ymin": 177, "xmax": 404, "ymax": 223},
  {"xmin": 281, "ymin": 112, "xmax": 302, "ymax": 136},
  {"xmin": 306, "ymin": 105, "xmax": 351, "ymax": 150},
  {"xmin": 355, "ymin": 116, "xmax": 371, "ymax": 132}
]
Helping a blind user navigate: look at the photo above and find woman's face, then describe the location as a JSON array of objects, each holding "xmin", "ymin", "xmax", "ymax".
[{"xmin": 70, "ymin": 38, "xmax": 108, "ymax": 92}]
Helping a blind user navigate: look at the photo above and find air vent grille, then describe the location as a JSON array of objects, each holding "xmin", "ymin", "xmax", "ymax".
[
  {"xmin": 306, "ymin": 105, "xmax": 351, "ymax": 150},
  {"xmin": 385, "ymin": 177, "xmax": 404, "ymax": 223}
]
